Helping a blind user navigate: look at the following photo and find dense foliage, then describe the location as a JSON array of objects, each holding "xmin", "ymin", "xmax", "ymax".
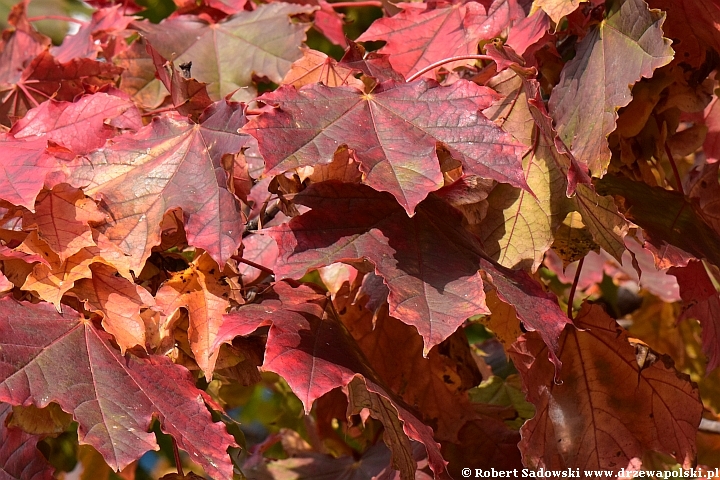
[{"xmin": 1, "ymin": 0, "xmax": 720, "ymax": 478}]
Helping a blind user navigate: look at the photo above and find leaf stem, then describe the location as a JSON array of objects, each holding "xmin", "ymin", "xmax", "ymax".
[
  {"xmin": 171, "ymin": 437, "xmax": 184, "ymax": 476},
  {"xmin": 664, "ymin": 141, "xmax": 685, "ymax": 196},
  {"xmin": 329, "ymin": 0, "xmax": 383, "ymax": 7},
  {"xmin": 405, "ymin": 54, "xmax": 495, "ymax": 82},
  {"xmin": 27, "ymin": 15, "xmax": 86, "ymax": 24},
  {"xmin": 231, "ymin": 255, "xmax": 275, "ymax": 277},
  {"xmin": 567, "ymin": 257, "xmax": 584, "ymax": 320}
]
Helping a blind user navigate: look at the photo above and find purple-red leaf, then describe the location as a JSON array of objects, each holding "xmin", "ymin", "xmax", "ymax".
[
  {"xmin": 245, "ymin": 80, "xmax": 527, "ymax": 215},
  {"xmin": 0, "ymin": 403, "xmax": 54, "ymax": 480},
  {"xmin": 0, "ymin": 297, "xmax": 236, "ymax": 478},
  {"xmin": 267, "ymin": 182, "xmax": 490, "ymax": 353}
]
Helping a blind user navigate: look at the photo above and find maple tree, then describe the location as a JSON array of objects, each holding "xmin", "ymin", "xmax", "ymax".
[{"xmin": 2, "ymin": 0, "xmax": 720, "ymax": 477}]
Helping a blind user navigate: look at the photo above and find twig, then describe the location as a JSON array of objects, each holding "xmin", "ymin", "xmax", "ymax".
[
  {"xmin": 405, "ymin": 54, "xmax": 495, "ymax": 82},
  {"xmin": 27, "ymin": 15, "xmax": 86, "ymax": 24},
  {"xmin": 567, "ymin": 257, "xmax": 584, "ymax": 320},
  {"xmin": 231, "ymin": 254, "xmax": 275, "ymax": 277},
  {"xmin": 328, "ymin": 1, "xmax": 383, "ymax": 8},
  {"xmin": 171, "ymin": 437, "xmax": 184, "ymax": 477},
  {"xmin": 664, "ymin": 141, "xmax": 685, "ymax": 196},
  {"xmin": 245, "ymin": 201, "xmax": 281, "ymax": 234},
  {"xmin": 700, "ymin": 418, "xmax": 720, "ymax": 434}
]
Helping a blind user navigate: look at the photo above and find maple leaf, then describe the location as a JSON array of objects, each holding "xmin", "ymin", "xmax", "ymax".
[
  {"xmin": 215, "ymin": 282, "xmax": 366, "ymax": 410},
  {"xmin": 511, "ymin": 302, "xmax": 702, "ymax": 472},
  {"xmin": 71, "ymin": 263, "xmax": 157, "ymax": 354},
  {"xmin": 267, "ymin": 442, "xmax": 431, "ymax": 480},
  {"xmin": 146, "ymin": 41, "xmax": 213, "ymax": 121},
  {"xmin": 481, "ymin": 259, "xmax": 571, "ymax": 371},
  {"xmin": 22, "ymin": 184, "xmax": 107, "ymax": 262},
  {"xmin": 0, "ymin": 1, "xmax": 50, "ymax": 87},
  {"xmin": 113, "ymin": 40, "xmax": 169, "ymax": 110},
  {"xmin": 480, "ymin": 69, "xmax": 577, "ymax": 271},
  {"xmin": 346, "ymin": 376, "xmax": 452, "ymax": 480},
  {"xmin": 59, "ymin": 115, "xmax": 244, "ymax": 272},
  {"xmin": 245, "ymin": 79, "xmax": 527, "ymax": 215},
  {"xmin": 669, "ymin": 261, "xmax": 720, "ymax": 372},
  {"xmin": 51, "ymin": 5, "xmax": 135, "ymax": 63},
  {"xmin": 356, "ymin": 0, "xmax": 521, "ymax": 79},
  {"xmin": 338, "ymin": 300, "xmax": 484, "ymax": 435},
  {"xmin": 0, "ymin": 51, "xmax": 123, "ymax": 127},
  {"xmin": 0, "ymin": 403, "xmax": 54, "ymax": 480},
  {"xmin": 596, "ymin": 175, "xmax": 720, "ymax": 268},
  {"xmin": 137, "ymin": 3, "xmax": 315, "ymax": 101},
  {"xmin": 237, "ymin": 233, "xmax": 278, "ymax": 284},
  {"xmin": 533, "ymin": 0, "xmax": 587, "ymax": 24},
  {"xmin": 267, "ymin": 182, "xmax": 491, "ymax": 353},
  {"xmin": 0, "ymin": 134, "xmax": 60, "ymax": 211},
  {"xmin": 9, "ymin": 93, "xmax": 142, "ymax": 155},
  {"xmin": 339, "ymin": 40, "xmax": 405, "ymax": 83},
  {"xmin": 0, "ymin": 297, "xmax": 236, "ymax": 478},
  {"xmin": 646, "ymin": 0, "xmax": 720, "ymax": 68},
  {"xmin": 282, "ymin": 46, "xmax": 364, "ymax": 89},
  {"xmin": 17, "ymin": 231, "xmax": 106, "ymax": 309},
  {"xmin": 155, "ymin": 252, "xmax": 230, "ymax": 379},
  {"xmin": 548, "ymin": 0, "xmax": 674, "ymax": 176}
]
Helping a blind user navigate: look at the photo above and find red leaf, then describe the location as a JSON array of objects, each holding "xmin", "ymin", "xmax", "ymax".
[
  {"xmin": 0, "ymin": 1, "xmax": 50, "ymax": 86},
  {"xmin": 0, "ymin": 297, "xmax": 236, "ymax": 478},
  {"xmin": 10, "ymin": 93, "xmax": 142, "ymax": 155},
  {"xmin": 245, "ymin": 80, "xmax": 527, "ymax": 215},
  {"xmin": 511, "ymin": 303, "xmax": 701, "ymax": 472},
  {"xmin": 51, "ymin": 5, "xmax": 135, "ymax": 63},
  {"xmin": 669, "ymin": 260, "xmax": 720, "ymax": 372},
  {"xmin": 0, "ymin": 51, "xmax": 123, "ymax": 127},
  {"xmin": 0, "ymin": 402, "xmax": 54, "ymax": 480},
  {"xmin": 215, "ymin": 281, "xmax": 365, "ymax": 409},
  {"xmin": 59, "ymin": 115, "xmax": 244, "ymax": 272},
  {"xmin": 357, "ymin": 0, "xmax": 519, "ymax": 79},
  {"xmin": 146, "ymin": 42, "xmax": 213, "ymax": 121},
  {"xmin": 268, "ymin": 182, "xmax": 489, "ymax": 353},
  {"xmin": 0, "ymin": 134, "xmax": 59, "ymax": 210},
  {"xmin": 481, "ymin": 259, "xmax": 571, "ymax": 371}
]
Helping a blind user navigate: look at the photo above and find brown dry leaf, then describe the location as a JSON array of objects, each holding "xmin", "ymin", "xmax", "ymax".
[
  {"xmin": 23, "ymin": 184, "xmax": 107, "ymax": 262},
  {"xmin": 156, "ymin": 252, "xmax": 230, "ymax": 379},
  {"xmin": 71, "ymin": 263, "xmax": 156, "ymax": 354},
  {"xmin": 627, "ymin": 294, "xmax": 705, "ymax": 379},
  {"xmin": 551, "ymin": 211, "xmax": 597, "ymax": 265},
  {"xmin": 511, "ymin": 302, "xmax": 702, "ymax": 472},
  {"xmin": 281, "ymin": 47, "xmax": 363, "ymax": 89},
  {"xmin": 339, "ymin": 301, "xmax": 484, "ymax": 441}
]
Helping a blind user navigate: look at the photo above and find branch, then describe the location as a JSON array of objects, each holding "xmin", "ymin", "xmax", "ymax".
[
  {"xmin": 405, "ymin": 54, "xmax": 495, "ymax": 82},
  {"xmin": 700, "ymin": 418, "xmax": 720, "ymax": 434},
  {"xmin": 567, "ymin": 257, "xmax": 584, "ymax": 320},
  {"xmin": 231, "ymin": 255, "xmax": 275, "ymax": 277},
  {"xmin": 329, "ymin": 1, "xmax": 383, "ymax": 7}
]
